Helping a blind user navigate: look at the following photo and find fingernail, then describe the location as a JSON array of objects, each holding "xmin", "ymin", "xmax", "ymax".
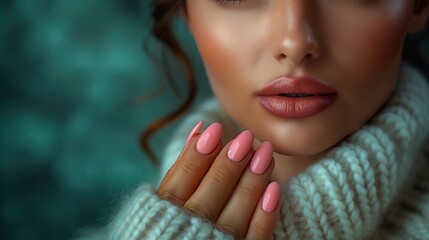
[
  {"xmin": 185, "ymin": 121, "xmax": 204, "ymax": 146},
  {"xmin": 196, "ymin": 122, "xmax": 222, "ymax": 155},
  {"xmin": 250, "ymin": 141, "xmax": 273, "ymax": 175},
  {"xmin": 227, "ymin": 130, "xmax": 254, "ymax": 162},
  {"xmin": 262, "ymin": 182, "xmax": 280, "ymax": 213}
]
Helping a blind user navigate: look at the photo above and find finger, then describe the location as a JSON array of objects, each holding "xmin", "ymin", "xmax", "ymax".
[
  {"xmin": 216, "ymin": 142, "xmax": 274, "ymax": 238},
  {"xmin": 158, "ymin": 120, "xmax": 204, "ymax": 189},
  {"xmin": 245, "ymin": 182, "xmax": 280, "ymax": 240},
  {"xmin": 184, "ymin": 130, "xmax": 254, "ymax": 222},
  {"xmin": 157, "ymin": 122, "xmax": 222, "ymax": 206}
]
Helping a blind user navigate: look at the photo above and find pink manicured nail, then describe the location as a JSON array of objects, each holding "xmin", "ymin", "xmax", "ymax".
[
  {"xmin": 227, "ymin": 130, "xmax": 254, "ymax": 162},
  {"xmin": 250, "ymin": 141, "xmax": 273, "ymax": 174},
  {"xmin": 262, "ymin": 182, "xmax": 280, "ymax": 213},
  {"xmin": 185, "ymin": 121, "xmax": 204, "ymax": 146},
  {"xmin": 196, "ymin": 122, "xmax": 222, "ymax": 155}
]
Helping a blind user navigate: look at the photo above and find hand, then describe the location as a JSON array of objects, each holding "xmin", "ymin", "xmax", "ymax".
[{"xmin": 157, "ymin": 121, "xmax": 280, "ymax": 239}]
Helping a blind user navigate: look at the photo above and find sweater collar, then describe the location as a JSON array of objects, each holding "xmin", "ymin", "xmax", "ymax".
[{"xmin": 277, "ymin": 65, "xmax": 429, "ymax": 239}]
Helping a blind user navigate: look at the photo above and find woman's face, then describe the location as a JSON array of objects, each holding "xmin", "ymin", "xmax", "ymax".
[{"xmin": 185, "ymin": 0, "xmax": 418, "ymax": 157}]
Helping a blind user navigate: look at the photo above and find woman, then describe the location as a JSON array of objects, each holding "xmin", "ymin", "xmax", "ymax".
[{"xmin": 108, "ymin": 0, "xmax": 429, "ymax": 239}]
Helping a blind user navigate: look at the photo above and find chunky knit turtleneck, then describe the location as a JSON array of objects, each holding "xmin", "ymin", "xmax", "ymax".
[{"xmin": 107, "ymin": 65, "xmax": 429, "ymax": 240}]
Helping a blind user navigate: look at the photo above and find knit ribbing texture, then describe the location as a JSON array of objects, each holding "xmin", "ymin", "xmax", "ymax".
[
  {"xmin": 108, "ymin": 65, "xmax": 429, "ymax": 239},
  {"xmin": 275, "ymin": 65, "xmax": 429, "ymax": 239}
]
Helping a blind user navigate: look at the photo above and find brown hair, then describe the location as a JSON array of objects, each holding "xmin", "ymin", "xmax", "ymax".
[
  {"xmin": 142, "ymin": 0, "xmax": 429, "ymax": 165},
  {"xmin": 140, "ymin": 0, "xmax": 190, "ymax": 165}
]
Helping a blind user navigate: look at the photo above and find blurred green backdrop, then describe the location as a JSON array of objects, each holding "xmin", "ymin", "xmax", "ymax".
[
  {"xmin": 1, "ymin": 1, "xmax": 428, "ymax": 240},
  {"xmin": 1, "ymin": 1, "xmax": 211, "ymax": 239}
]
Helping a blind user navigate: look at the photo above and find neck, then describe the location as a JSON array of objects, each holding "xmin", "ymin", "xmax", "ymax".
[
  {"xmin": 253, "ymin": 139, "xmax": 324, "ymax": 183},
  {"xmin": 242, "ymin": 64, "xmax": 429, "ymax": 238},
  {"xmin": 271, "ymin": 152, "xmax": 322, "ymax": 183}
]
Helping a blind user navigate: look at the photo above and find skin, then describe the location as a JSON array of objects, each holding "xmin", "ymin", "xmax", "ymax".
[
  {"xmin": 158, "ymin": 0, "xmax": 429, "ymax": 238},
  {"xmin": 158, "ymin": 133, "xmax": 278, "ymax": 239},
  {"xmin": 186, "ymin": 0, "xmax": 428, "ymax": 182}
]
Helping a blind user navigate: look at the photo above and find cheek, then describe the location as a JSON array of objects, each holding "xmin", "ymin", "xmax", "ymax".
[
  {"xmin": 187, "ymin": 2, "xmax": 268, "ymax": 88},
  {"xmin": 189, "ymin": 17, "xmax": 264, "ymax": 103},
  {"xmin": 332, "ymin": 6, "xmax": 412, "ymax": 81},
  {"xmin": 327, "ymin": 6, "xmax": 412, "ymax": 130},
  {"xmin": 191, "ymin": 22, "xmax": 239, "ymax": 95},
  {"xmin": 192, "ymin": 26, "xmax": 239, "ymax": 79},
  {"xmin": 347, "ymin": 22, "xmax": 407, "ymax": 75},
  {"xmin": 194, "ymin": 29, "xmax": 243, "ymax": 104}
]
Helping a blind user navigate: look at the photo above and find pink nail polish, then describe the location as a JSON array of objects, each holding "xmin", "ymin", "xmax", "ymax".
[
  {"xmin": 262, "ymin": 182, "xmax": 280, "ymax": 213},
  {"xmin": 227, "ymin": 130, "xmax": 254, "ymax": 162},
  {"xmin": 185, "ymin": 121, "xmax": 204, "ymax": 146},
  {"xmin": 196, "ymin": 122, "xmax": 222, "ymax": 155},
  {"xmin": 250, "ymin": 141, "xmax": 273, "ymax": 175}
]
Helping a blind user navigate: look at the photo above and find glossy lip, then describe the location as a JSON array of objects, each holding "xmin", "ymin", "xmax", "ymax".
[{"xmin": 255, "ymin": 76, "xmax": 337, "ymax": 119}]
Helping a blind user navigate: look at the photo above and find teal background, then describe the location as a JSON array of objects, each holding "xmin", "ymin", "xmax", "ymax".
[
  {"xmin": 1, "ymin": 1, "xmax": 210, "ymax": 239},
  {"xmin": 0, "ymin": 1, "xmax": 427, "ymax": 240}
]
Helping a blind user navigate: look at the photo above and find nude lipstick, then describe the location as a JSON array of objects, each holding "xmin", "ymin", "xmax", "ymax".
[{"xmin": 256, "ymin": 76, "xmax": 337, "ymax": 119}]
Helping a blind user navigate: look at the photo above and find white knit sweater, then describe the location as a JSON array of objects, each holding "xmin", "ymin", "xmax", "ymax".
[{"xmin": 107, "ymin": 65, "xmax": 429, "ymax": 240}]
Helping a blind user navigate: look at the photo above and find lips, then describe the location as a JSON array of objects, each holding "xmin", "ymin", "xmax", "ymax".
[{"xmin": 256, "ymin": 76, "xmax": 337, "ymax": 119}]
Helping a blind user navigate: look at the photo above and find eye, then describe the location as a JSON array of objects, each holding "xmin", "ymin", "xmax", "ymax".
[{"xmin": 213, "ymin": 0, "xmax": 245, "ymax": 5}]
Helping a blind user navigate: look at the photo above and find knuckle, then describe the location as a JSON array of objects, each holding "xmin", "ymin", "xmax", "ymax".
[
  {"xmin": 216, "ymin": 221, "xmax": 241, "ymax": 238},
  {"xmin": 237, "ymin": 184, "xmax": 261, "ymax": 201},
  {"xmin": 185, "ymin": 201, "xmax": 216, "ymax": 221},
  {"xmin": 249, "ymin": 222, "xmax": 272, "ymax": 238},
  {"xmin": 210, "ymin": 164, "xmax": 236, "ymax": 185},
  {"xmin": 178, "ymin": 158, "xmax": 200, "ymax": 175},
  {"xmin": 158, "ymin": 187, "xmax": 186, "ymax": 206}
]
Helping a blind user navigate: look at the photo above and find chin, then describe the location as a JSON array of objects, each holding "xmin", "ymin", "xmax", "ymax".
[
  {"xmin": 272, "ymin": 142, "xmax": 325, "ymax": 157},
  {"xmin": 263, "ymin": 131, "xmax": 341, "ymax": 158}
]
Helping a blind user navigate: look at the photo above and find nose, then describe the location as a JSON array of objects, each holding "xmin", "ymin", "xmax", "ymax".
[{"xmin": 269, "ymin": 1, "xmax": 321, "ymax": 65}]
